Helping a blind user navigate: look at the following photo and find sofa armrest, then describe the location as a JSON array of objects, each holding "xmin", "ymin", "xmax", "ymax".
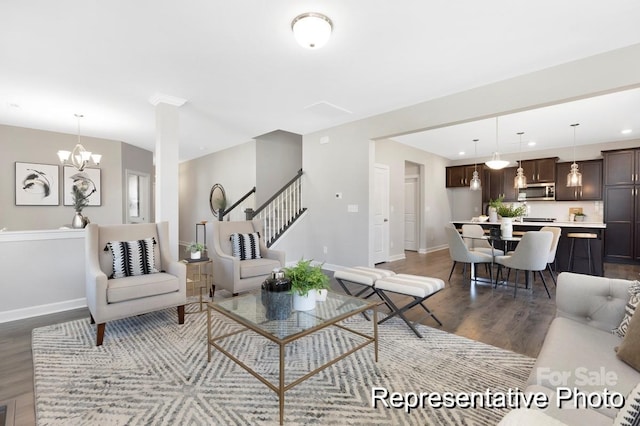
[
  {"xmin": 555, "ymin": 272, "xmax": 632, "ymax": 333},
  {"xmin": 262, "ymin": 246, "xmax": 285, "ymax": 266}
]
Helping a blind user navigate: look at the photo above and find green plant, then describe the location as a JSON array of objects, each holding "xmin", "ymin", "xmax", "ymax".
[
  {"xmin": 185, "ymin": 242, "xmax": 205, "ymax": 253},
  {"xmin": 488, "ymin": 196, "xmax": 504, "ymax": 209},
  {"xmin": 496, "ymin": 203, "xmax": 527, "ymax": 218},
  {"xmin": 284, "ymin": 259, "xmax": 330, "ymax": 297},
  {"xmin": 574, "ymin": 212, "xmax": 586, "ymax": 216}
]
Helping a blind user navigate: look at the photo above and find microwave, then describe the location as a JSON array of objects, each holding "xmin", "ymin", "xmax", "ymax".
[{"xmin": 517, "ymin": 183, "xmax": 555, "ymax": 201}]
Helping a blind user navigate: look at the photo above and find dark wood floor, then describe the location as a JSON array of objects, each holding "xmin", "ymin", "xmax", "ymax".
[{"xmin": 2, "ymin": 249, "xmax": 639, "ymax": 425}]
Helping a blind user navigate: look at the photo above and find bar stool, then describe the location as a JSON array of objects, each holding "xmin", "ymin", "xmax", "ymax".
[{"xmin": 567, "ymin": 232, "xmax": 598, "ymax": 275}]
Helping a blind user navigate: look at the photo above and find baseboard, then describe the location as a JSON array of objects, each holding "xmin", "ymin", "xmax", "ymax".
[
  {"xmin": 0, "ymin": 298, "xmax": 87, "ymax": 324},
  {"xmin": 421, "ymin": 245, "xmax": 448, "ymax": 254},
  {"xmin": 387, "ymin": 253, "xmax": 406, "ymax": 262}
]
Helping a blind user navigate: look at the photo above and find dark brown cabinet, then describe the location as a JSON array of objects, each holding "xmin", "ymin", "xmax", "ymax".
[
  {"xmin": 520, "ymin": 157, "xmax": 557, "ymax": 183},
  {"xmin": 483, "ymin": 166, "xmax": 518, "ymax": 202},
  {"xmin": 446, "ymin": 165, "xmax": 483, "ymax": 188},
  {"xmin": 555, "ymin": 160, "xmax": 603, "ymax": 201},
  {"xmin": 603, "ymin": 149, "xmax": 640, "ymax": 262}
]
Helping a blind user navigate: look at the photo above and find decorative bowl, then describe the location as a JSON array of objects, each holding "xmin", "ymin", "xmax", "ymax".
[{"xmin": 477, "ymin": 215, "xmax": 489, "ymax": 222}]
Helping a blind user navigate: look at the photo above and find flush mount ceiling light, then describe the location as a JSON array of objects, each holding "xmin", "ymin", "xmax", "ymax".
[
  {"xmin": 470, "ymin": 139, "xmax": 481, "ymax": 191},
  {"xmin": 514, "ymin": 132, "xmax": 527, "ymax": 189},
  {"xmin": 291, "ymin": 12, "xmax": 333, "ymax": 49},
  {"xmin": 485, "ymin": 117, "xmax": 509, "ymax": 170},
  {"xmin": 567, "ymin": 123, "xmax": 582, "ymax": 187},
  {"xmin": 57, "ymin": 114, "xmax": 101, "ymax": 171}
]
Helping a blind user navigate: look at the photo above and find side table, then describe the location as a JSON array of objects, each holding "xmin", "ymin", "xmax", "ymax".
[{"xmin": 181, "ymin": 258, "xmax": 214, "ymax": 313}]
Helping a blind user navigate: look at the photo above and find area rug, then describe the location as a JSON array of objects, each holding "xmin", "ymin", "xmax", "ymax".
[{"xmin": 32, "ymin": 307, "xmax": 535, "ymax": 425}]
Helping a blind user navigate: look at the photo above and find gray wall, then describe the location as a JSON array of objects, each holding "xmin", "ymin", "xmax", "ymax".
[
  {"xmin": 375, "ymin": 139, "xmax": 450, "ymax": 259},
  {"xmin": 255, "ymin": 130, "xmax": 302, "ymax": 206},
  {"xmin": 121, "ymin": 143, "xmax": 155, "ymax": 223},
  {"xmin": 0, "ymin": 124, "xmax": 134, "ymax": 230},
  {"xmin": 178, "ymin": 140, "xmax": 257, "ymax": 250}
]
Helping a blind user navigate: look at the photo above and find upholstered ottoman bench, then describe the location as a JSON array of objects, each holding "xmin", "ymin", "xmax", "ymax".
[{"xmin": 334, "ymin": 267, "xmax": 445, "ymax": 337}]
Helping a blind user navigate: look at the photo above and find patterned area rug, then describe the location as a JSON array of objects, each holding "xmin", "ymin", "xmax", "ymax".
[{"xmin": 32, "ymin": 306, "xmax": 534, "ymax": 425}]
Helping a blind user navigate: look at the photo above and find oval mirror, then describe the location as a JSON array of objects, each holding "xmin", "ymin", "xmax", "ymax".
[{"xmin": 209, "ymin": 184, "xmax": 227, "ymax": 218}]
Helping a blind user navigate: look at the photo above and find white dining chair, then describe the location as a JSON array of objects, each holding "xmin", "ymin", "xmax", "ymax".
[
  {"xmin": 494, "ymin": 231, "xmax": 554, "ymax": 298},
  {"xmin": 462, "ymin": 224, "xmax": 505, "ymax": 257},
  {"xmin": 445, "ymin": 226, "xmax": 494, "ymax": 282},
  {"xmin": 540, "ymin": 226, "xmax": 562, "ymax": 285}
]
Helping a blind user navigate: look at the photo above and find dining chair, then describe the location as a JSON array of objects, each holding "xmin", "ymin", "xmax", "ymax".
[
  {"xmin": 445, "ymin": 226, "xmax": 494, "ymax": 282},
  {"xmin": 539, "ymin": 226, "xmax": 562, "ymax": 285},
  {"xmin": 494, "ymin": 231, "xmax": 554, "ymax": 298},
  {"xmin": 461, "ymin": 224, "xmax": 505, "ymax": 257}
]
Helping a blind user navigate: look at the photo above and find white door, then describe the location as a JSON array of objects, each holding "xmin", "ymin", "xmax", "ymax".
[
  {"xmin": 373, "ymin": 164, "xmax": 390, "ymax": 264},
  {"xmin": 404, "ymin": 177, "xmax": 418, "ymax": 251}
]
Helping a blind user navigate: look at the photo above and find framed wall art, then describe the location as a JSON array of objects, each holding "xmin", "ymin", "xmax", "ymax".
[
  {"xmin": 15, "ymin": 162, "xmax": 60, "ymax": 206},
  {"xmin": 63, "ymin": 166, "xmax": 102, "ymax": 206}
]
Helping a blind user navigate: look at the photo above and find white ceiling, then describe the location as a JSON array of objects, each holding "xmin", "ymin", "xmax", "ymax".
[
  {"xmin": 392, "ymin": 88, "xmax": 640, "ymax": 160},
  {"xmin": 1, "ymin": 1, "xmax": 640, "ymax": 162}
]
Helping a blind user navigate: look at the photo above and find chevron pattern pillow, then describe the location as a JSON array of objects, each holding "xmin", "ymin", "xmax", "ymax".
[
  {"xmin": 106, "ymin": 237, "xmax": 159, "ymax": 279},
  {"xmin": 230, "ymin": 232, "xmax": 261, "ymax": 260},
  {"xmin": 613, "ymin": 282, "xmax": 640, "ymax": 338},
  {"xmin": 613, "ymin": 382, "xmax": 640, "ymax": 426}
]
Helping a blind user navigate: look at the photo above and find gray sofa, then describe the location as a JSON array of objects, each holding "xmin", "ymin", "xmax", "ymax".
[{"xmin": 501, "ymin": 272, "xmax": 639, "ymax": 425}]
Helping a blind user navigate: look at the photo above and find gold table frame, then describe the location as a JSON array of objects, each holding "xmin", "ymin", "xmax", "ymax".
[
  {"xmin": 181, "ymin": 259, "xmax": 213, "ymax": 313},
  {"xmin": 207, "ymin": 292, "xmax": 378, "ymax": 425}
]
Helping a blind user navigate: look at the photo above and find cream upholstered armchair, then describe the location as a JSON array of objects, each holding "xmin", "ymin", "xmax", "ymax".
[
  {"xmin": 85, "ymin": 222, "xmax": 186, "ymax": 346},
  {"xmin": 211, "ymin": 219, "xmax": 285, "ymax": 295}
]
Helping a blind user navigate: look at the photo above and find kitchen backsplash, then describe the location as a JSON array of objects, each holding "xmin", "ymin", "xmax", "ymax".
[{"xmin": 513, "ymin": 200, "xmax": 604, "ymax": 223}]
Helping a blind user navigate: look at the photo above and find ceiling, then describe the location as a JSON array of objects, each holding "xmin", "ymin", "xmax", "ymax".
[
  {"xmin": 392, "ymin": 88, "xmax": 640, "ymax": 160},
  {"xmin": 1, "ymin": 1, "xmax": 640, "ymax": 162}
]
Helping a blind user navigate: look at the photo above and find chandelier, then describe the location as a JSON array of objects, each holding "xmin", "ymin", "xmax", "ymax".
[
  {"xmin": 57, "ymin": 114, "xmax": 101, "ymax": 171},
  {"xmin": 291, "ymin": 12, "xmax": 333, "ymax": 49},
  {"xmin": 567, "ymin": 123, "xmax": 582, "ymax": 187},
  {"xmin": 514, "ymin": 132, "xmax": 527, "ymax": 189},
  {"xmin": 485, "ymin": 117, "xmax": 509, "ymax": 170}
]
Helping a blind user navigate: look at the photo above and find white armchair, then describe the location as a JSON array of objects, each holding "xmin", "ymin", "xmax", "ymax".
[
  {"xmin": 211, "ymin": 219, "xmax": 285, "ymax": 295},
  {"xmin": 85, "ymin": 222, "xmax": 186, "ymax": 345}
]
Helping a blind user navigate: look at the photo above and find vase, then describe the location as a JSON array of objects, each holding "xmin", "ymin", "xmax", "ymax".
[
  {"xmin": 293, "ymin": 292, "xmax": 316, "ymax": 311},
  {"xmin": 71, "ymin": 211, "xmax": 88, "ymax": 229},
  {"xmin": 190, "ymin": 251, "xmax": 201, "ymax": 260},
  {"xmin": 488, "ymin": 207, "xmax": 498, "ymax": 223},
  {"xmin": 500, "ymin": 217, "xmax": 513, "ymax": 238}
]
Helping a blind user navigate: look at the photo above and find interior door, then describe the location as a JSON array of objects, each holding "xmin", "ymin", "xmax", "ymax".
[
  {"xmin": 373, "ymin": 164, "xmax": 390, "ymax": 264},
  {"xmin": 126, "ymin": 170, "xmax": 150, "ymax": 224},
  {"xmin": 404, "ymin": 177, "xmax": 418, "ymax": 251}
]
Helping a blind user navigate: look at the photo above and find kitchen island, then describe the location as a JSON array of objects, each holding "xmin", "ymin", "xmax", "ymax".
[{"xmin": 451, "ymin": 220, "xmax": 606, "ymax": 276}]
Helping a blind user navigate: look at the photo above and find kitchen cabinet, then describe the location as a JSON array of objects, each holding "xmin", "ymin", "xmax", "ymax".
[
  {"xmin": 603, "ymin": 149, "xmax": 640, "ymax": 186},
  {"xmin": 483, "ymin": 166, "xmax": 518, "ymax": 202},
  {"xmin": 520, "ymin": 157, "xmax": 557, "ymax": 183},
  {"xmin": 603, "ymin": 148, "xmax": 640, "ymax": 263},
  {"xmin": 446, "ymin": 164, "xmax": 483, "ymax": 188},
  {"xmin": 555, "ymin": 160, "xmax": 603, "ymax": 201}
]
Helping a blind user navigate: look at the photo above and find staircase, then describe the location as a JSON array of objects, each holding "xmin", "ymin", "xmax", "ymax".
[{"xmin": 220, "ymin": 169, "xmax": 306, "ymax": 247}]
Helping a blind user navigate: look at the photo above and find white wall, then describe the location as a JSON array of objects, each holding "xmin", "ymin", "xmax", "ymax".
[{"xmin": 255, "ymin": 130, "xmax": 302, "ymax": 206}]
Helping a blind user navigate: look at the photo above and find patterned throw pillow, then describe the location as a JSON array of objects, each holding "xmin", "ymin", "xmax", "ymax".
[
  {"xmin": 230, "ymin": 232, "xmax": 261, "ymax": 260},
  {"xmin": 613, "ymin": 382, "xmax": 640, "ymax": 426},
  {"xmin": 106, "ymin": 237, "xmax": 158, "ymax": 279},
  {"xmin": 613, "ymin": 281, "xmax": 640, "ymax": 338}
]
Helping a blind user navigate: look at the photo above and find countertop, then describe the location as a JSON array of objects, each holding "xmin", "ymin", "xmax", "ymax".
[{"xmin": 451, "ymin": 220, "xmax": 606, "ymax": 229}]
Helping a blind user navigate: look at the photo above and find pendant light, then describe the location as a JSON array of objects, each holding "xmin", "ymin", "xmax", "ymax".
[
  {"xmin": 57, "ymin": 114, "xmax": 101, "ymax": 171},
  {"xmin": 485, "ymin": 117, "xmax": 509, "ymax": 170},
  {"xmin": 567, "ymin": 123, "xmax": 582, "ymax": 187},
  {"xmin": 470, "ymin": 139, "xmax": 481, "ymax": 190},
  {"xmin": 513, "ymin": 132, "xmax": 528, "ymax": 189}
]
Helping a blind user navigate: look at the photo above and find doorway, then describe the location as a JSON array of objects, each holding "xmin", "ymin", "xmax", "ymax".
[
  {"xmin": 372, "ymin": 164, "xmax": 390, "ymax": 264},
  {"xmin": 404, "ymin": 161, "xmax": 421, "ymax": 251},
  {"xmin": 125, "ymin": 170, "xmax": 150, "ymax": 224}
]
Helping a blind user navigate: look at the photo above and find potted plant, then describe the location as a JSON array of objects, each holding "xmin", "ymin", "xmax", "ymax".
[
  {"xmin": 496, "ymin": 203, "xmax": 527, "ymax": 238},
  {"xmin": 574, "ymin": 212, "xmax": 586, "ymax": 222},
  {"xmin": 284, "ymin": 259, "xmax": 330, "ymax": 311},
  {"xmin": 488, "ymin": 196, "xmax": 503, "ymax": 222},
  {"xmin": 186, "ymin": 242, "xmax": 205, "ymax": 260}
]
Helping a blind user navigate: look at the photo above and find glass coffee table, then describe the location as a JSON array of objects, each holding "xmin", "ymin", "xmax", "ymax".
[{"xmin": 207, "ymin": 291, "xmax": 379, "ymax": 425}]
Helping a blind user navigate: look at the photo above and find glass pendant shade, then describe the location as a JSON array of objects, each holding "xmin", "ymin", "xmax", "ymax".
[
  {"xmin": 567, "ymin": 162, "xmax": 582, "ymax": 187},
  {"xmin": 566, "ymin": 123, "xmax": 583, "ymax": 187},
  {"xmin": 514, "ymin": 167, "xmax": 528, "ymax": 189},
  {"xmin": 470, "ymin": 170, "xmax": 481, "ymax": 190},
  {"xmin": 486, "ymin": 152, "xmax": 509, "ymax": 170}
]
